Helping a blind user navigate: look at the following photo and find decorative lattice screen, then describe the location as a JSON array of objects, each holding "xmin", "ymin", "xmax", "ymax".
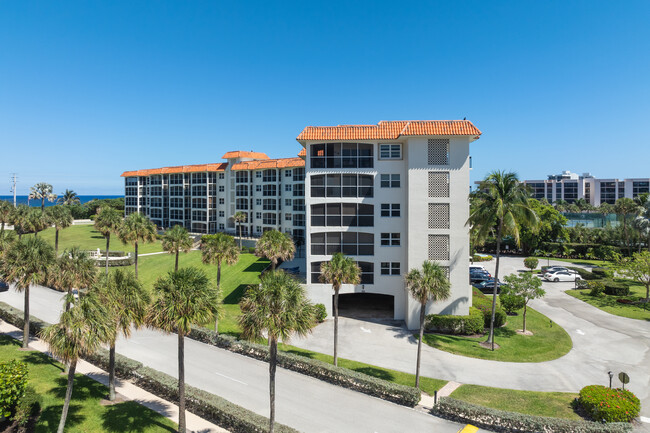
[
  {"xmin": 428, "ymin": 139, "xmax": 449, "ymax": 165},
  {"xmin": 428, "ymin": 172, "xmax": 450, "ymax": 197},
  {"xmin": 428, "ymin": 203, "xmax": 450, "ymax": 229},
  {"xmin": 428, "ymin": 234, "xmax": 450, "ymax": 260}
]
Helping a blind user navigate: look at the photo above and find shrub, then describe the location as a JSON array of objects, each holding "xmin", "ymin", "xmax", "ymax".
[
  {"xmin": 472, "ymin": 254, "xmax": 493, "ymax": 262},
  {"xmin": 593, "ymin": 267, "xmax": 614, "ymax": 278},
  {"xmin": 0, "ymin": 360, "xmax": 28, "ymax": 418},
  {"xmin": 523, "ymin": 257, "xmax": 539, "ymax": 271},
  {"xmin": 578, "ymin": 385, "xmax": 640, "ymax": 423},
  {"xmin": 472, "ymin": 288, "xmax": 506, "ymax": 328},
  {"xmin": 12, "ymin": 386, "xmax": 41, "ymax": 426},
  {"xmin": 433, "ymin": 397, "xmax": 632, "ymax": 433},
  {"xmin": 603, "ymin": 280, "xmax": 630, "ymax": 296},
  {"xmin": 499, "ymin": 289, "xmax": 525, "ymax": 314},
  {"xmin": 313, "ymin": 304, "xmax": 327, "ymax": 323},
  {"xmin": 0, "ymin": 302, "xmax": 49, "ymax": 335},
  {"xmin": 425, "ymin": 307, "xmax": 484, "ymax": 335},
  {"xmin": 587, "ymin": 281, "xmax": 605, "ymax": 297},
  {"xmin": 83, "ymin": 347, "xmax": 144, "ymax": 379}
]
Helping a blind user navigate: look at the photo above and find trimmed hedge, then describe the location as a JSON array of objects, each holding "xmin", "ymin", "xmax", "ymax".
[
  {"xmin": 578, "ymin": 385, "xmax": 640, "ymax": 423},
  {"xmin": 602, "ymin": 280, "xmax": 630, "ymax": 296},
  {"xmin": 0, "ymin": 302, "xmax": 49, "ymax": 335},
  {"xmin": 472, "ymin": 254, "xmax": 493, "ymax": 262},
  {"xmin": 592, "ymin": 267, "xmax": 614, "ymax": 278},
  {"xmin": 188, "ymin": 327, "xmax": 421, "ymax": 407},
  {"xmin": 426, "ymin": 307, "xmax": 484, "ymax": 335},
  {"xmin": 472, "ymin": 288, "xmax": 506, "ymax": 328},
  {"xmin": 432, "ymin": 397, "xmax": 632, "ymax": 433}
]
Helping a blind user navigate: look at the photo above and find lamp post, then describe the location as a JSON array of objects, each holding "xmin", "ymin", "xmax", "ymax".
[{"xmin": 608, "ymin": 371, "xmax": 613, "ymax": 389}]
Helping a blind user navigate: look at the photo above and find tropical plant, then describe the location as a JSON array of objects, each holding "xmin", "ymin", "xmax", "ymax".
[
  {"xmin": 0, "ymin": 236, "xmax": 55, "ymax": 347},
  {"xmin": 9, "ymin": 205, "xmax": 30, "ymax": 239},
  {"xmin": 29, "ymin": 182, "xmax": 57, "ymax": 211},
  {"xmin": 319, "ymin": 252, "xmax": 360, "ymax": 366},
  {"xmin": 49, "ymin": 247, "xmax": 97, "ymax": 311},
  {"xmin": 94, "ymin": 205, "xmax": 123, "ymax": 275},
  {"xmin": 239, "ymin": 270, "xmax": 315, "ymax": 433},
  {"xmin": 0, "ymin": 200, "xmax": 12, "ymax": 237},
  {"xmin": 25, "ymin": 208, "xmax": 50, "ymax": 237},
  {"xmin": 200, "ymin": 233, "xmax": 238, "ymax": 333},
  {"xmin": 94, "ymin": 269, "xmax": 150, "ymax": 401},
  {"xmin": 57, "ymin": 189, "xmax": 81, "ymax": 205},
  {"xmin": 467, "ymin": 171, "xmax": 539, "ymax": 350},
  {"xmin": 46, "ymin": 205, "xmax": 73, "ymax": 255},
  {"xmin": 501, "ymin": 273, "xmax": 545, "ymax": 333},
  {"xmin": 118, "ymin": 212, "xmax": 156, "ymax": 279},
  {"xmin": 0, "ymin": 359, "xmax": 28, "ymax": 419},
  {"xmin": 615, "ymin": 197, "xmax": 641, "ymax": 256},
  {"xmin": 40, "ymin": 292, "xmax": 114, "ymax": 433},
  {"xmin": 617, "ymin": 251, "xmax": 650, "ymax": 302},
  {"xmin": 0, "ymin": 231, "xmax": 16, "ymax": 260},
  {"xmin": 162, "ymin": 225, "xmax": 194, "ymax": 271},
  {"xmin": 523, "ymin": 257, "xmax": 538, "ymax": 273},
  {"xmin": 405, "ymin": 261, "xmax": 451, "ymax": 388},
  {"xmin": 255, "ymin": 229, "xmax": 295, "ymax": 271},
  {"xmin": 147, "ymin": 267, "xmax": 220, "ymax": 433},
  {"xmin": 233, "ymin": 211, "xmax": 247, "ymax": 250}
]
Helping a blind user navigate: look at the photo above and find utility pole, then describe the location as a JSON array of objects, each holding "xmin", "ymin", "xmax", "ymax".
[{"xmin": 10, "ymin": 173, "xmax": 17, "ymax": 207}]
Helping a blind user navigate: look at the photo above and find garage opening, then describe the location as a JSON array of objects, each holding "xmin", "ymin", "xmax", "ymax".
[{"xmin": 336, "ymin": 293, "xmax": 394, "ymax": 319}]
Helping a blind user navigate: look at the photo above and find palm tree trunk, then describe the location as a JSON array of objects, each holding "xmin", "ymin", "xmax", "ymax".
[
  {"xmin": 41, "ymin": 198, "xmax": 45, "ymax": 212},
  {"xmin": 215, "ymin": 262, "xmax": 221, "ymax": 334},
  {"xmin": 175, "ymin": 250, "xmax": 179, "ymax": 272},
  {"xmin": 487, "ymin": 219, "xmax": 503, "ymax": 350},
  {"xmin": 238, "ymin": 222, "xmax": 242, "ymax": 250},
  {"xmin": 109, "ymin": 342, "xmax": 116, "ymax": 401},
  {"xmin": 523, "ymin": 304, "xmax": 528, "ymax": 333},
  {"xmin": 57, "ymin": 359, "xmax": 76, "ymax": 433},
  {"xmin": 55, "ymin": 228, "xmax": 60, "ymax": 256},
  {"xmin": 134, "ymin": 241, "xmax": 139, "ymax": 279},
  {"xmin": 415, "ymin": 303, "xmax": 425, "ymax": 389},
  {"xmin": 105, "ymin": 234, "xmax": 110, "ymax": 275},
  {"xmin": 178, "ymin": 331, "xmax": 186, "ymax": 433},
  {"xmin": 271, "ymin": 259, "xmax": 276, "ymax": 271},
  {"xmin": 1, "ymin": 221, "xmax": 4, "ymax": 236},
  {"xmin": 333, "ymin": 287, "xmax": 339, "ymax": 366},
  {"xmin": 23, "ymin": 287, "xmax": 30, "ymax": 348},
  {"xmin": 269, "ymin": 337, "xmax": 277, "ymax": 433}
]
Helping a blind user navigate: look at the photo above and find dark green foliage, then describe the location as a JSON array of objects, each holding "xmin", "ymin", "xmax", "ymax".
[
  {"xmin": 587, "ymin": 281, "xmax": 606, "ymax": 297},
  {"xmin": 471, "ymin": 254, "xmax": 493, "ymax": 262},
  {"xmin": 499, "ymin": 290, "xmax": 526, "ymax": 314},
  {"xmin": 12, "ymin": 385, "xmax": 41, "ymax": 426},
  {"xmin": 425, "ymin": 307, "xmax": 484, "ymax": 335},
  {"xmin": 593, "ymin": 267, "xmax": 614, "ymax": 278},
  {"xmin": 433, "ymin": 397, "xmax": 632, "ymax": 433},
  {"xmin": 602, "ymin": 280, "xmax": 630, "ymax": 296},
  {"xmin": 0, "ymin": 360, "xmax": 28, "ymax": 418},
  {"xmin": 523, "ymin": 257, "xmax": 539, "ymax": 271},
  {"xmin": 83, "ymin": 347, "xmax": 144, "ymax": 379},
  {"xmin": 313, "ymin": 303, "xmax": 327, "ymax": 322},
  {"xmin": 578, "ymin": 385, "xmax": 640, "ymax": 423},
  {"xmin": 0, "ymin": 302, "xmax": 49, "ymax": 336},
  {"xmin": 472, "ymin": 288, "xmax": 506, "ymax": 328}
]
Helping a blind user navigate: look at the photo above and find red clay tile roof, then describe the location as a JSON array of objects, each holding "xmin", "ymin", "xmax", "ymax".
[
  {"xmin": 296, "ymin": 120, "xmax": 481, "ymax": 141},
  {"xmin": 298, "ymin": 148, "xmax": 306, "ymax": 157},
  {"xmin": 231, "ymin": 157, "xmax": 305, "ymax": 171},
  {"xmin": 121, "ymin": 163, "xmax": 228, "ymax": 177},
  {"xmin": 221, "ymin": 151, "xmax": 269, "ymax": 160}
]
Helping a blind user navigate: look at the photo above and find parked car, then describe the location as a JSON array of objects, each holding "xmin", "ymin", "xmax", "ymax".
[
  {"xmin": 0, "ymin": 280, "xmax": 8, "ymax": 292},
  {"xmin": 472, "ymin": 279, "xmax": 504, "ymax": 294},
  {"xmin": 544, "ymin": 271, "xmax": 582, "ymax": 282},
  {"xmin": 470, "ymin": 271, "xmax": 492, "ymax": 284},
  {"xmin": 470, "ymin": 265, "xmax": 488, "ymax": 273},
  {"xmin": 542, "ymin": 266, "xmax": 577, "ymax": 275}
]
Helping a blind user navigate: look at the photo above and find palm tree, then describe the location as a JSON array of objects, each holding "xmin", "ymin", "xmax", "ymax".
[
  {"xmin": 9, "ymin": 205, "xmax": 29, "ymax": 240},
  {"xmin": 41, "ymin": 292, "xmax": 114, "ymax": 433},
  {"xmin": 29, "ymin": 182, "xmax": 57, "ymax": 211},
  {"xmin": 239, "ymin": 270, "xmax": 315, "ymax": 433},
  {"xmin": 405, "ymin": 261, "xmax": 451, "ymax": 388},
  {"xmin": 118, "ymin": 212, "xmax": 156, "ymax": 279},
  {"xmin": 319, "ymin": 252, "xmax": 360, "ymax": 366},
  {"xmin": 0, "ymin": 230, "xmax": 16, "ymax": 259},
  {"xmin": 162, "ymin": 225, "xmax": 193, "ymax": 271},
  {"xmin": 615, "ymin": 198, "xmax": 641, "ymax": 256},
  {"xmin": 233, "ymin": 211, "xmax": 247, "ymax": 250},
  {"xmin": 0, "ymin": 200, "xmax": 12, "ymax": 236},
  {"xmin": 200, "ymin": 233, "xmax": 239, "ymax": 333},
  {"xmin": 50, "ymin": 248, "xmax": 97, "ymax": 311},
  {"xmin": 467, "ymin": 171, "xmax": 539, "ymax": 350},
  {"xmin": 57, "ymin": 189, "xmax": 81, "ymax": 205},
  {"xmin": 0, "ymin": 236, "xmax": 55, "ymax": 347},
  {"xmin": 46, "ymin": 205, "xmax": 73, "ymax": 255},
  {"xmin": 94, "ymin": 269, "xmax": 150, "ymax": 401},
  {"xmin": 25, "ymin": 208, "xmax": 50, "ymax": 237},
  {"xmin": 147, "ymin": 267, "xmax": 220, "ymax": 433},
  {"xmin": 94, "ymin": 206, "xmax": 123, "ymax": 275},
  {"xmin": 255, "ymin": 229, "xmax": 295, "ymax": 271}
]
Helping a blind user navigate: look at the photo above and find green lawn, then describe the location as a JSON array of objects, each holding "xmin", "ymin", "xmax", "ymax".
[
  {"xmin": 0, "ymin": 334, "xmax": 176, "ymax": 432},
  {"xmin": 25, "ymin": 224, "xmax": 163, "ymax": 254},
  {"xmin": 421, "ymin": 307, "xmax": 572, "ymax": 362},
  {"xmin": 450, "ymin": 384, "xmax": 580, "ymax": 420},
  {"xmin": 565, "ymin": 286, "xmax": 650, "ymax": 321}
]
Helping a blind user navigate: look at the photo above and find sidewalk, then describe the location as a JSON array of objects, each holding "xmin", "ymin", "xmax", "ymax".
[{"xmin": 0, "ymin": 320, "xmax": 227, "ymax": 433}]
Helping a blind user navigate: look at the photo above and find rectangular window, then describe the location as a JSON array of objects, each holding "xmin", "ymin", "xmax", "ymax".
[
  {"xmin": 285, "ymin": 213, "xmax": 292, "ymax": 221},
  {"xmin": 256, "ymin": 198, "xmax": 262, "ymax": 206},
  {"xmin": 219, "ymin": 223, "xmax": 225, "ymax": 230},
  {"xmin": 285, "ymin": 170, "xmax": 292, "ymax": 177},
  {"xmin": 263, "ymin": 199, "xmax": 277, "ymax": 210},
  {"xmin": 219, "ymin": 198, "xmax": 225, "ymax": 205},
  {"xmin": 263, "ymin": 169, "xmax": 277, "ymax": 182},
  {"xmin": 256, "ymin": 171, "xmax": 262, "ymax": 178},
  {"xmin": 263, "ymin": 184, "xmax": 277, "ymax": 196},
  {"xmin": 263, "ymin": 213, "xmax": 276, "ymax": 225},
  {"xmin": 379, "ymin": 144, "xmax": 401, "ymax": 160},
  {"xmin": 380, "ymin": 233, "xmax": 400, "ymax": 246},
  {"xmin": 380, "ymin": 174, "xmax": 400, "ymax": 188},
  {"xmin": 310, "ymin": 143, "xmax": 373, "ymax": 168},
  {"xmin": 381, "ymin": 262, "xmax": 400, "ymax": 276},
  {"xmin": 381, "ymin": 204, "xmax": 400, "ymax": 217},
  {"xmin": 218, "ymin": 210, "xmax": 224, "ymax": 217},
  {"xmin": 219, "ymin": 173, "xmax": 224, "ymax": 179},
  {"xmin": 219, "ymin": 185, "xmax": 225, "ymax": 192},
  {"xmin": 285, "ymin": 199, "xmax": 292, "ymax": 206},
  {"xmin": 310, "ymin": 174, "xmax": 373, "ymax": 198},
  {"xmin": 256, "ymin": 185, "xmax": 262, "ymax": 192},
  {"xmin": 236, "ymin": 171, "xmax": 248, "ymax": 183},
  {"xmin": 285, "ymin": 184, "xmax": 292, "ymax": 192}
]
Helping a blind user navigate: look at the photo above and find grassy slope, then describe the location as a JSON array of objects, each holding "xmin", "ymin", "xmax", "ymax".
[
  {"xmin": 421, "ymin": 307, "xmax": 572, "ymax": 362},
  {"xmin": 566, "ymin": 286, "xmax": 650, "ymax": 321},
  {"xmin": 0, "ymin": 335, "xmax": 176, "ymax": 433}
]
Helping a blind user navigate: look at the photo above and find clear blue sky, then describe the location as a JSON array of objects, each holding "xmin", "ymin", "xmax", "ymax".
[{"xmin": 1, "ymin": 1, "xmax": 648, "ymax": 195}]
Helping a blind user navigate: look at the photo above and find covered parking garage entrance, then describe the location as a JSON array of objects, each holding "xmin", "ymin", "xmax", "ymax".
[{"xmin": 336, "ymin": 293, "xmax": 394, "ymax": 319}]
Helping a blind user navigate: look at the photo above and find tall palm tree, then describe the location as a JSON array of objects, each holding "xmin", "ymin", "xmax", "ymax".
[
  {"xmin": 162, "ymin": 225, "xmax": 193, "ymax": 271},
  {"xmin": 9, "ymin": 205, "xmax": 30, "ymax": 240},
  {"xmin": 46, "ymin": 205, "xmax": 73, "ymax": 255},
  {"xmin": 467, "ymin": 171, "xmax": 538, "ymax": 350},
  {"xmin": 255, "ymin": 229, "xmax": 295, "ymax": 271},
  {"xmin": 0, "ymin": 230, "xmax": 16, "ymax": 259},
  {"xmin": 0, "ymin": 200, "xmax": 12, "ymax": 236},
  {"xmin": 239, "ymin": 270, "xmax": 315, "ymax": 433},
  {"xmin": 615, "ymin": 197, "xmax": 641, "ymax": 256},
  {"xmin": 29, "ymin": 182, "xmax": 57, "ymax": 211},
  {"xmin": 405, "ymin": 261, "xmax": 451, "ymax": 388},
  {"xmin": 50, "ymin": 248, "xmax": 97, "ymax": 311},
  {"xmin": 147, "ymin": 267, "xmax": 220, "ymax": 433},
  {"xmin": 57, "ymin": 189, "xmax": 81, "ymax": 205},
  {"xmin": 94, "ymin": 206, "xmax": 123, "ymax": 275},
  {"xmin": 118, "ymin": 212, "xmax": 156, "ymax": 279},
  {"xmin": 319, "ymin": 252, "xmax": 360, "ymax": 366},
  {"xmin": 0, "ymin": 236, "xmax": 55, "ymax": 347},
  {"xmin": 200, "ymin": 233, "xmax": 238, "ymax": 333},
  {"xmin": 41, "ymin": 292, "xmax": 114, "ymax": 433},
  {"xmin": 233, "ymin": 211, "xmax": 247, "ymax": 250},
  {"xmin": 94, "ymin": 269, "xmax": 150, "ymax": 401}
]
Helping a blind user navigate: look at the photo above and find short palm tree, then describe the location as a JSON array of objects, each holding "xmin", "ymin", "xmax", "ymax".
[
  {"xmin": 50, "ymin": 247, "xmax": 97, "ymax": 311},
  {"xmin": 162, "ymin": 225, "xmax": 194, "ymax": 271},
  {"xmin": 25, "ymin": 208, "xmax": 50, "ymax": 237},
  {"xmin": 319, "ymin": 253, "xmax": 360, "ymax": 366},
  {"xmin": 0, "ymin": 230, "xmax": 16, "ymax": 259},
  {"xmin": 57, "ymin": 189, "xmax": 81, "ymax": 205},
  {"xmin": 46, "ymin": 205, "xmax": 73, "ymax": 255},
  {"xmin": 94, "ymin": 269, "xmax": 150, "ymax": 401},
  {"xmin": 147, "ymin": 267, "xmax": 220, "ymax": 433},
  {"xmin": 41, "ymin": 292, "xmax": 114, "ymax": 433},
  {"xmin": 239, "ymin": 270, "xmax": 315, "ymax": 433},
  {"xmin": 29, "ymin": 182, "xmax": 57, "ymax": 211},
  {"xmin": 94, "ymin": 206, "xmax": 124, "ymax": 275},
  {"xmin": 255, "ymin": 229, "xmax": 295, "ymax": 271},
  {"xmin": 233, "ymin": 211, "xmax": 247, "ymax": 250},
  {"xmin": 405, "ymin": 261, "xmax": 451, "ymax": 388},
  {"xmin": 0, "ymin": 236, "xmax": 55, "ymax": 347},
  {"xmin": 9, "ymin": 205, "xmax": 30, "ymax": 239},
  {"xmin": 467, "ymin": 171, "xmax": 538, "ymax": 350},
  {"xmin": 0, "ymin": 200, "xmax": 12, "ymax": 236},
  {"xmin": 118, "ymin": 212, "xmax": 156, "ymax": 279},
  {"xmin": 201, "ymin": 233, "xmax": 239, "ymax": 333}
]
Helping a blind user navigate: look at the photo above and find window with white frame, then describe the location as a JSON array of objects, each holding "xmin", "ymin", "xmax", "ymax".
[
  {"xmin": 256, "ymin": 198, "xmax": 262, "ymax": 206},
  {"xmin": 219, "ymin": 198, "xmax": 224, "ymax": 204},
  {"xmin": 381, "ymin": 262, "xmax": 400, "ymax": 275},
  {"xmin": 380, "ymin": 233, "xmax": 400, "ymax": 246},
  {"xmin": 256, "ymin": 212, "xmax": 261, "ymax": 219},
  {"xmin": 256, "ymin": 185, "xmax": 261, "ymax": 192},
  {"xmin": 218, "ymin": 210, "xmax": 224, "ymax": 217},
  {"xmin": 380, "ymin": 203, "xmax": 400, "ymax": 217},
  {"xmin": 219, "ymin": 185, "xmax": 224, "ymax": 192},
  {"xmin": 256, "ymin": 171, "xmax": 262, "ymax": 178},
  {"xmin": 285, "ymin": 184, "xmax": 292, "ymax": 192},
  {"xmin": 285, "ymin": 213, "xmax": 292, "ymax": 221},
  {"xmin": 219, "ymin": 223, "xmax": 225, "ymax": 230},
  {"xmin": 380, "ymin": 174, "xmax": 400, "ymax": 188},
  {"xmin": 285, "ymin": 169, "xmax": 292, "ymax": 177},
  {"xmin": 285, "ymin": 199, "xmax": 292, "ymax": 206},
  {"xmin": 219, "ymin": 173, "xmax": 224, "ymax": 179},
  {"xmin": 379, "ymin": 143, "xmax": 401, "ymax": 160}
]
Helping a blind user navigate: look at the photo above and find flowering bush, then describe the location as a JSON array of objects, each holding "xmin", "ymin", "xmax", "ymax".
[{"xmin": 578, "ymin": 385, "xmax": 640, "ymax": 422}]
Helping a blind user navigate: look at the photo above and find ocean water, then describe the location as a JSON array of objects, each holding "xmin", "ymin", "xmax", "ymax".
[{"xmin": 0, "ymin": 195, "xmax": 122, "ymax": 207}]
